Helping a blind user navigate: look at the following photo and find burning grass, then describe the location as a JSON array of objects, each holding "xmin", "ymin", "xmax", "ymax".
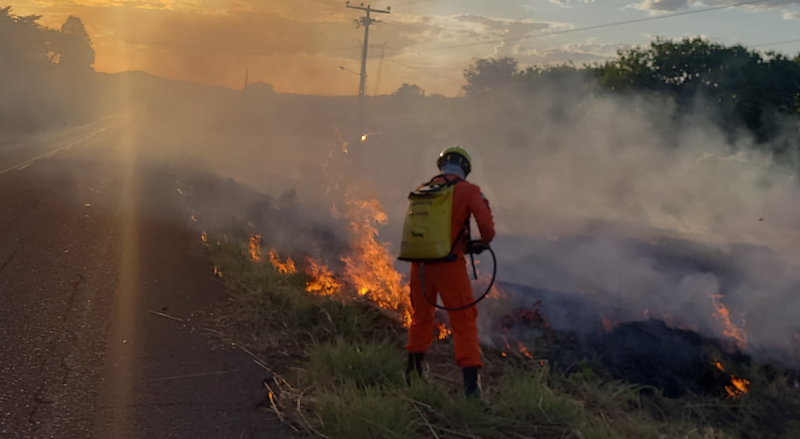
[{"xmin": 206, "ymin": 231, "xmax": 800, "ymax": 439}]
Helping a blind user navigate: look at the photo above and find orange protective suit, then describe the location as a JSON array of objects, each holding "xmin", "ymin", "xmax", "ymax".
[{"xmin": 405, "ymin": 174, "xmax": 496, "ymax": 368}]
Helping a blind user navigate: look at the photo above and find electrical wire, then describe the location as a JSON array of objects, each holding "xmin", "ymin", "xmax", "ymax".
[
  {"xmin": 392, "ymin": 0, "xmax": 778, "ymax": 55},
  {"xmin": 755, "ymin": 37, "xmax": 800, "ymax": 48},
  {"xmin": 386, "ymin": 58, "xmax": 461, "ymax": 81}
]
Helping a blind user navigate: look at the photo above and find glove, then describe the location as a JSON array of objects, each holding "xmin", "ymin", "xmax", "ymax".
[{"xmin": 466, "ymin": 240, "xmax": 490, "ymax": 255}]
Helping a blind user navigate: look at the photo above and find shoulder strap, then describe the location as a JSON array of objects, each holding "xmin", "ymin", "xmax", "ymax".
[{"xmin": 426, "ymin": 174, "xmax": 462, "ymax": 187}]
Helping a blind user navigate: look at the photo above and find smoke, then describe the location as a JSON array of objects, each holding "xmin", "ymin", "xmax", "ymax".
[{"xmin": 62, "ymin": 63, "xmax": 800, "ymax": 365}]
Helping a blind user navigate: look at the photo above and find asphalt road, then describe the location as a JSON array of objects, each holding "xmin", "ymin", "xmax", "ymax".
[{"xmin": 0, "ymin": 116, "xmax": 293, "ymax": 438}]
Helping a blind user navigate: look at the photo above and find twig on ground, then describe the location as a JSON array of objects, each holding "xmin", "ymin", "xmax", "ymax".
[
  {"xmin": 435, "ymin": 426, "xmax": 482, "ymax": 439},
  {"xmin": 147, "ymin": 310, "xmax": 184, "ymax": 322},
  {"xmin": 149, "ymin": 369, "xmax": 237, "ymax": 382},
  {"xmin": 430, "ymin": 372, "xmax": 460, "ymax": 385},
  {"xmin": 264, "ymin": 381, "xmax": 285, "ymax": 422},
  {"xmin": 296, "ymin": 389, "xmax": 331, "ymax": 439},
  {"xmin": 395, "ymin": 392, "xmax": 433, "ymax": 409},
  {"xmin": 410, "ymin": 402, "xmax": 440, "ymax": 439},
  {"xmin": 358, "ymin": 417, "xmax": 403, "ymax": 439}
]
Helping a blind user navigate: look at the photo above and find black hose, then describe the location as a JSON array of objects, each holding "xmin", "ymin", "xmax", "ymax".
[{"xmin": 419, "ymin": 247, "xmax": 497, "ymax": 312}]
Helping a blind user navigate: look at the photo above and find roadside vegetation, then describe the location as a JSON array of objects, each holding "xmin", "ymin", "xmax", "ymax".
[{"xmin": 207, "ymin": 231, "xmax": 800, "ymax": 439}]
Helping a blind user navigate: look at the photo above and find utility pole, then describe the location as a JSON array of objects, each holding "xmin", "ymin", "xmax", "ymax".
[
  {"xmin": 346, "ymin": 2, "xmax": 390, "ymax": 98},
  {"xmin": 374, "ymin": 42, "xmax": 387, "ymax": 96}
]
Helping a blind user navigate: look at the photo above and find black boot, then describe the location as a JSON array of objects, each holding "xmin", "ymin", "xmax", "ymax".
[
  {"xmin": 463, "ymin": 367, "xmax": 480, "ymax": 398},
  {"xmin": 406, "ymin": 352, "xmax": 425, "ymax": 384}
]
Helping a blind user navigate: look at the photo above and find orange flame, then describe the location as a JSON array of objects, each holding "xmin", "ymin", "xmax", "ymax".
[
  {"xmin": 602, "ymin": 316, "xmax": 615, "ymax": 332},
  {"xmin": 436, "ymin": 322, "xmax": 452, "ymax": 340},
  {"xmin": 334, "ymin": 193, "xmax": 412, "ymax": 327},
  {"xmin": 305, "ymin": 257, "xmax": 342, "ymax": 296},
  {"xmin": 213, "ymin": 266, "xmax": 222, "ymax": 278},
  {"xmin": 268, "ymin": 249, "xmax": 297, "ymax": 275},
  {"xmin": 714, "ymin": 362, "xmax": 751, "ymax": 398},
  {"xmin": 727, "ymin": 376, "xmax": 751, "ymax": 398},
  {"xmin": 249, "ymin": 234, "xmax": 262, "ymax": 262},
  {"xmin": 710, "ymin": 294, "xmax": 747, "ymax": 349},
  {"xmin": 201, "ymin": 231, "xmax": 208, "ymax": 245},
  {"xmin": 518, "ymin": 341, "xmax": 533, "ymax": 359}
]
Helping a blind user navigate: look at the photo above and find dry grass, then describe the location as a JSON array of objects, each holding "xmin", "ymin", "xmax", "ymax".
[{"xmin": 207, "ymin": 234, "xmax": 799, "ymax": 439}]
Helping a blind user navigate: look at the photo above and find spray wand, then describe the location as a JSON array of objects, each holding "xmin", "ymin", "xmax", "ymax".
[{"xmin": 419, "ymin": 224, "xmax": 497, "ymax": 312}]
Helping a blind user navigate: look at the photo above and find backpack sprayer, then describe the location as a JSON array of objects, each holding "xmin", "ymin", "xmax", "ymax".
[{"xmin": 398, "ymin": 175, "xmax": 498, "ymax": 311}]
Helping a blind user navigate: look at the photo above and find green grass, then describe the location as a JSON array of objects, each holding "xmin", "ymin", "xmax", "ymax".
[
  {"xmin": 305, "ymin": 338, "xmax": 405, "ymax": 389},
  {"xmin": 316, "ymin": 385, "xmax": 417, "ymax": 439},
  {"xmin": 207, "ymin": 233, "xmax": 800, "ymax": 439},
  {"xmin": 495, "ymin": 368, "xmax": 582, "ymax": 425}
]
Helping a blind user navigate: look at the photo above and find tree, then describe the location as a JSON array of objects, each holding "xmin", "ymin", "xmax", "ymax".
[
  {"xmin": 248, "ymin": 82, "xmax": 276, "ymax": 96},
  {"xmin": 463, "ymin": 57, "xmax": 519, "ymax": 96},
  {"xmin": 57, "ymin": 16, "xmax": 94, "ymax": 73},
  {"xmin": 597, "ymin": 37, "xmax": 800, "ymax": 141},
  {"xmin": 394, "ymin": 83, "xmax": 425, "ymax": 97}
]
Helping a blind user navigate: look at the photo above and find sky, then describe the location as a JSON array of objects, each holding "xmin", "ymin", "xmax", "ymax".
[{"xmin": 13, "ymin": 0, "xmax": 800, "ymax": 96}]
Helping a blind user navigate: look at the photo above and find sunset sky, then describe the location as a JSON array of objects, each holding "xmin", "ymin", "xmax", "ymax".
[{"xmin": 14, "ymin": 0, "xmax": 800, "ymax": 96}]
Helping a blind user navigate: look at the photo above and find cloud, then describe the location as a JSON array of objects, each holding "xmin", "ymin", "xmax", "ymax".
[
  {"xmin": 514, "ymin": 41, "xmax": 630, "ymax": 65},
  {"xmin": 547, "ymin": 0, "xmax": 596, "ymax": 8},
  {"xmin": 782, "ymin": 8, "xmax": 800, "ymax": 18},
  {"xmin": 17, "ymin": 0, "xmax": 575, "ymax": 95},
  {"xmin": 630, "ymin": 0, "xmax": 700, "ymax": 12},
  {"xmin": 630, "ymin": 0, "xmax": 800, "ymax": 20}
]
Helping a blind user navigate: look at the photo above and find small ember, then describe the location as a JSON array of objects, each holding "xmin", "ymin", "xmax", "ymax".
[
  {"xmin": 518, "ymin": 341, "xmax": 534, "ymax": 359},
  {"xmin": 602, "ymin": 316, "xmax": 615, "ymax": 332},
  {"xmin": 500, "ymin": 303, "xmax": 551, "ymax": 332},
  {"xmin": 436, "ymin": 322, "xmax": 452, "ymax": 340},
  {"xmin": 714, "ymin": 362, "xmax": 751, "ymax": 398}
]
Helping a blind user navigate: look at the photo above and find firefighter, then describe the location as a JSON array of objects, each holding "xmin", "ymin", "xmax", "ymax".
[{"xmin": 404, "ymin": 146, "xmax": 495, "ymax": 398}]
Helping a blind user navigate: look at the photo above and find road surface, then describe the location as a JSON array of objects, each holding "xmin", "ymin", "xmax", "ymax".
[{"xmin": 0, "ymin": 116, "xmax": 293, "ymax": 438}]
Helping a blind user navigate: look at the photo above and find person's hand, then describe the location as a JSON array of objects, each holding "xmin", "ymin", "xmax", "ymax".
[{"xmin": 466, "ymin": 240, "xmax": 489, "ymax": 255}]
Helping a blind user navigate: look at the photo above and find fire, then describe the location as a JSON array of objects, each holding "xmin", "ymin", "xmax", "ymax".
[
  {"xmin": 249, "ymin": 234, "xmax": 262, "ymax": 262},
  {"xmin": 436, "ymin": 322, "xmax": 452, "ymax": 340},
  {"xmin": 710, "ymin": 294, "xmax": 747, "ymax": 349},
  {"xmin": 360, "ymin": 134, "xmax": 368, "ymax": 142},
  {"xmin": 334, "ymin": 192, "xmax": 412, "ymax": 327},
  {"xmin": 518, "ymin": 341, "xmax": 533, "ymax": 359},
  {"xmin": 728, "ymin": 376, "xmax": 751, "ymax": 398},
  {"xmin": 191, "ymin": 214, "xmax": 197, "ymax": 222},
  {"xmin": 304, "ymin": 257, "xmax": 342, "ymax": 296},
  {"xmin": 269, "ymin": 249, "xmax": 297, "ymax": 275},
  {"xmin": 602, "ymin": 316, "xmax": 614, "ymax": 332},
  {"xmin": 487, "ymin": 285, "xmax": 509, "ymax": 300},
  {"xmin": 714, "ymin": 362, "xmax": 751, "ymax": 398},
  {"xmin": 213, "ymin": 266, "xmax": 222, "ymax": 278}
]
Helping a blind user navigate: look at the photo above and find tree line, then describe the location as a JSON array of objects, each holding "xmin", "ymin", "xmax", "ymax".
[
  {"xmin": 0, "ymin": 6, "xmax": 96, "ymax": 136},
  {"xmin": 461, "ymin": 38, "xmax": 800, "ymax": 147}
]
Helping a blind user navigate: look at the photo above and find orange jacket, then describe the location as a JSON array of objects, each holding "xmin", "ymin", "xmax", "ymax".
[{"xmin": 427, "ymin": 174, "xmax": 495, "ymax": 258}]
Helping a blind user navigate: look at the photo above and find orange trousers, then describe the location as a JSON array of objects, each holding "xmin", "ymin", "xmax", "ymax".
[{"xmin": 406, "ymin": 259, "xmax": 483, "ymax": 369}]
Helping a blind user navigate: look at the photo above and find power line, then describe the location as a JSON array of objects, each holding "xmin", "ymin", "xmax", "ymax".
[
  {"xmin": 392, "ymin": 0, "xmax": 439, "ymax": 7},
  {"xmin": 94, "ymin": 36, "xmax": 361, "ymax": 55},
  {"xmin": 393, "ymin": 0, "xmax": 777, "ymax": 55},
  {"xmin": 373, "ymin": 0, "xmax": 438, "ymax": 7},
  {"xmin": 755, "ymin": 37, "xmax": 800, "ymax": 48},
  {"xmin": 386, "ymin": 58, "xmax": 460, "ymax": 81}
]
